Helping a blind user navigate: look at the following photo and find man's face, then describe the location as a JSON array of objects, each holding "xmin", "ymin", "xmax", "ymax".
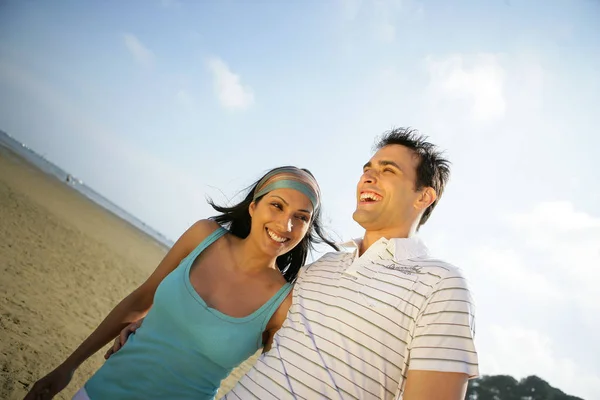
[{"xmin": 352, "ymin": 144, "xmax": 422, "ymax": 232}]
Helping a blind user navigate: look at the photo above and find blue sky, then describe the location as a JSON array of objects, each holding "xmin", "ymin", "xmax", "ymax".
[{"xmin": 1, "ymin": 0, "xmax": 599, "ymax": 398}]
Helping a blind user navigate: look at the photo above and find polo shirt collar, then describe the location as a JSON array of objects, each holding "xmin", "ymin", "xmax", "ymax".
[{"xmin": 339, "ymin": 235, "xmax": 429, "ymax": 261}]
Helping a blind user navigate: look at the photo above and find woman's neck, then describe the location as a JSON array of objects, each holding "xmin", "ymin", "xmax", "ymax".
[{"xmin": 230, "ymin": 235, "xmax": 278, "ymax": 274}]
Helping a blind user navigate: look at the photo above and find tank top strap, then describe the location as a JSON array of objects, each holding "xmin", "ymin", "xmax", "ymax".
[
  {"xmin": 258, "ymin": 282, "xmax": 294, "ymax": 333},
  {"xmin": 188, "ymin": 226, "xmax": 228, "ymax": 259}
]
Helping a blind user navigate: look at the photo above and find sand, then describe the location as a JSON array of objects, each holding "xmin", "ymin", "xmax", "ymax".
[{"xmin": 0, "ymin": 148, "xmax": 257, "ymax": 400}]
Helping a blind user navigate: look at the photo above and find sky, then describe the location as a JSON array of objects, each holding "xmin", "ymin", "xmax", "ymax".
[{"xmin": 1, "ymin": 0, "xmax": 599, "ymax": 398}]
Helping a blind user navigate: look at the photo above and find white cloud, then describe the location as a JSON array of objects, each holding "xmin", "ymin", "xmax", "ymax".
[
  {"xmin": 338, "ymin": 0, "xmax": 405, "ymax": 43},
  {"xmin": 470, "ymin": 246, "xmax": 564, "ymax": 303},
  {"xmin": 509, "ymin": 56, "xmax": 546, "ymax": 113},
  {"xmin": 462, "ymin": 201, "xmax": 600, "ymax": 399},
  {"xmin": 506, "ymin": 201, "xmax": 600, "ymax": 313},
  {"xmin": 508, "ymin": 201, "xmax": 600, "ymax": 233},
  {"xmin": 469, "ymin": 201, "xmax": 600, "ymax": 315},
  {"xmin": 425, "ymin": 54, "xmax": 506, "ymax": 123},
  {"xmin": 123, "ymin": 33, "xmax": 155, "ymax": 68},
  {"xmin": 483, "ymin": 325, "xmax": 599, "ymax": 400},
  {"xmin": 206, "ymin": 57, "xmax": 254, "ymax": 111}
]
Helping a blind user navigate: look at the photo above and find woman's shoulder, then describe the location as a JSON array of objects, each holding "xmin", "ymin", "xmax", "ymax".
[
  {"xmin": 190, "ymin": 219, "xmax": 222, "ymax": 236},
  {"xmin": 178, "ymin": 219, "xmax": 223, "ymax": 252}
]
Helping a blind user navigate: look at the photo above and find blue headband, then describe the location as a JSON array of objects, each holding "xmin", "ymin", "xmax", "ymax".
[{"xmin": 253, "ymin": 180, "xmax": 320, "ymax": 212}]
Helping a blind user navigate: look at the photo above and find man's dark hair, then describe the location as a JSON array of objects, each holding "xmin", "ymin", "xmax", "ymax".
[{"xmin": 374, "ymin": 127, "xmax": 451, "ymax": 228}]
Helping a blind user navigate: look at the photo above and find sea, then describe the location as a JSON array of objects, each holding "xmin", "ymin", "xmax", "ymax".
[{"xmin": 0, "ymin": 129, "xmax": 174, "ymax": 248}]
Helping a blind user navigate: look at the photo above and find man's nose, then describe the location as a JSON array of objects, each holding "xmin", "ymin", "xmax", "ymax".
[{"xmin": 362, "ymin": 169, "xmax": 378, "ymax": 184}]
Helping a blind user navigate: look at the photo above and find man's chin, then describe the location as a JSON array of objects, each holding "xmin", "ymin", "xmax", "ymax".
[{"xmin": 352, "ymin": 209, "xmax": 373, "ymax": 227}]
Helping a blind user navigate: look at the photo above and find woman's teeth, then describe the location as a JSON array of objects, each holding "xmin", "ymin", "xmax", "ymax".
[{"xmin": 267, "ymin": 228, "xmax": 288, "ymax": 243}]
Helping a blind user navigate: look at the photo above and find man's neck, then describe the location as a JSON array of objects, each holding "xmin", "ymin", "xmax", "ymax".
[{"xmin": 358, "ymin": 226, "xmax": 417, "ymax": 256}]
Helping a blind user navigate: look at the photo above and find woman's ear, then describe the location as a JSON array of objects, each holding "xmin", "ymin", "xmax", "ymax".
[{"xmin": 249, "ymin": 201, "xmax": 256, "ymax": 218}]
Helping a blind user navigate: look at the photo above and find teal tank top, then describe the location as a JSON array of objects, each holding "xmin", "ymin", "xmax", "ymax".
[{"xmin": 85, "ymin": 227, "xmax": 292, "ymax": 399}]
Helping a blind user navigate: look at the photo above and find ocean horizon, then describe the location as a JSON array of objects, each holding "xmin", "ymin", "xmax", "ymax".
[{"xmin": 0, "ymin": 129, "xmax": 174, "ymax": 248}]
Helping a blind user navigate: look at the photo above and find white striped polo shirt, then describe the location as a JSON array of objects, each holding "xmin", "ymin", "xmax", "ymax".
[{"xmin": 224, "ymin": 236, "xmax": 478, "ymax": 400}]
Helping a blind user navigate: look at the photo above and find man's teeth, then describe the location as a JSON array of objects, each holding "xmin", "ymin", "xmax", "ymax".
[
  {"xmin": 360, "ymin": 192, "xmax": 382, "ymax": 202},
  {"xmin": 267, "ymin": 229, "xmax": 288, "ymax": 243}
]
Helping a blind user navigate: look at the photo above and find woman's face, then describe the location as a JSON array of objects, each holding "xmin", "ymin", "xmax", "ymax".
[{"xmin": 248, "ymin": 188, "xmax": 314, "ymax": 258}]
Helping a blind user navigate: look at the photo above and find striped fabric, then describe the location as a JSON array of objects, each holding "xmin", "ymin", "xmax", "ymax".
[{"xmin": 224, "ymin": 236, "xmax": 478, "ymax": 400}]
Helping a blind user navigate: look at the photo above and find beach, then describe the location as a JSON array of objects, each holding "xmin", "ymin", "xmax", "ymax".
[{"xmin": 0, "ymin": 148, "xmax": 256, "ymax": 399}]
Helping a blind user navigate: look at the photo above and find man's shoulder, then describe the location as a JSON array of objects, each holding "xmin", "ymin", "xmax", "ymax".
[
  {"xmin": 410, "ymin": 254, "xmax": 471, "ymax": 286},
  {"xmin": 410, "ymin": 255, "xmax": 477, "ymax": 308},
  {"xmin": 415, "ymin": 254, "xmax": 464, "ymax": 275},
  {"xmin": 313, "ymin": 250, "xmax": 353, "ymax": 264},
  {"xmin": 300, "ymin": 250, "xmax": 352, "ymax": 272}
]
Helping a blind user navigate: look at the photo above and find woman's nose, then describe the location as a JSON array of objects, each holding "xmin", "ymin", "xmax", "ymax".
[{"xmin": 277, "ymin": 215, "xmax": 293, "ymax": 232}]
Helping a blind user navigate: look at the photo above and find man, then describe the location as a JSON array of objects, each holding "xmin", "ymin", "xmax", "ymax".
[{"xmin": 223, "ymin": 127, "xmax": 478, "ymax": 399}]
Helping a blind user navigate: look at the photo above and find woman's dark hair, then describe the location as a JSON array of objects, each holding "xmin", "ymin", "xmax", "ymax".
[{"xmin": 208, "ymin": 166, "xmax": 339, "ymax": 282}]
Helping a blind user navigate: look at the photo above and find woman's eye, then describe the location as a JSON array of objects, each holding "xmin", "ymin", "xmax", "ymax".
[
  {"xmin": 271, "ymin": 203, "xmax": 282, "ymax": 210},
  {"xmin": 297, "ymin": 215, "xmax": 309, "ymax": 222}
]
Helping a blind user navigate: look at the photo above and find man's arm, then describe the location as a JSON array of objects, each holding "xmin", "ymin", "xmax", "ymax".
[
  {"xmin": 396, "ymin": 265, "xmax": 479, "ymax": 400},
  {"xmin": 402, "ymin": 370, "xmax": 468, "ymax": 400}
]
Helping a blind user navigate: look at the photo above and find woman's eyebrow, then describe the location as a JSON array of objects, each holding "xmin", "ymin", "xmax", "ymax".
[{"xmin": 271, "ymin": 195, "xmax": 312, "ymax": 214}]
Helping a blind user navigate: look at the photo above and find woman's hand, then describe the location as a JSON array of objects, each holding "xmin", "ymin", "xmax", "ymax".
[
  {"xmin": 104, "ymin": 318, "xmax": 144, "ymax": 359},
  {"xmin": 23, "ymin": 365, "xmax": 74, "ymax": 400}
]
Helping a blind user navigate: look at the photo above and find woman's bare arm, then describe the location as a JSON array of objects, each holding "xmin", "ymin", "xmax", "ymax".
[
  {"xmin": 262, "ymin": 290, "xmax": 293, "ymax": 353},
  {"xmin": 61, "ymin": 219, "xmax": 217, "ymax": 370},
  {"xmin": 24, "ymin": 220, "xmax": 218, "ymax": 399}
]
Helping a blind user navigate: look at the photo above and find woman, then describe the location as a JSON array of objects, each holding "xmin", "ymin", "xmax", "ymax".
[{"xmin": 25, "ymin": 166, "xmax": 337, "ymax": 400}]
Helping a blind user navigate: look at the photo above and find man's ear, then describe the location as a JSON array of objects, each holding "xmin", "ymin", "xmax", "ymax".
[{"xmin": 414, "ymin": 187, "xmax": 437, "ymax": 211}]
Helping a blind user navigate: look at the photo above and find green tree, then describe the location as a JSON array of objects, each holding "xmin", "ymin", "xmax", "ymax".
[{"xmin": 466, "ymin": 374, "xmax": 584, "ymax": 400}]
